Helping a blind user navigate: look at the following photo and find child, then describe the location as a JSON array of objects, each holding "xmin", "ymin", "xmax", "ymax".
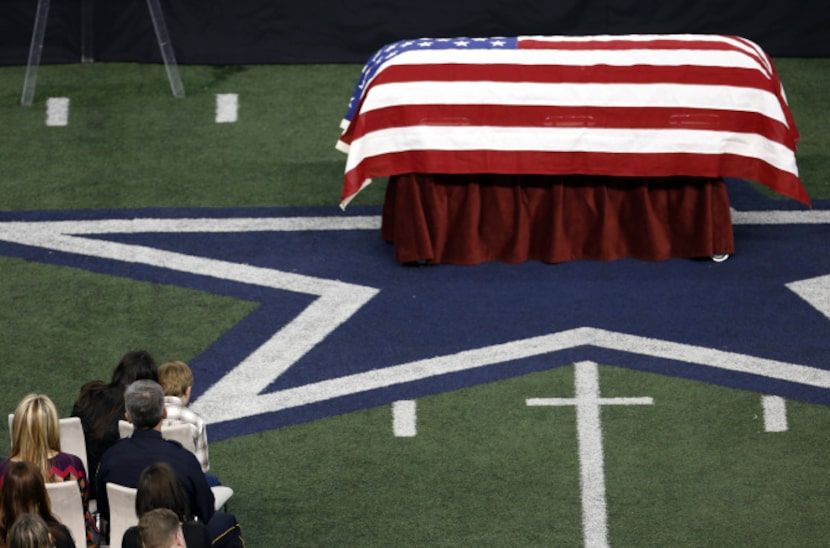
[{"xmin": 157, "ymin": 361, "xmax": 216, "ymax": 484}]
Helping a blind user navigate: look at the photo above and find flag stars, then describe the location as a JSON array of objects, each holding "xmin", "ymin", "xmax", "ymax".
[{"xmin": 453, "ymin": 40, "xmax": 471, "ymax": 47}]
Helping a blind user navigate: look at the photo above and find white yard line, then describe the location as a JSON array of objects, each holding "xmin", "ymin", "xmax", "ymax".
[
  {"xmin": 46, "ymin": 97, "xmax": 69, "ymax": 126},
  {"xmin": 215, "ymin": 93, "xmax": 238, "ymax": 123},
  {"xmin": 392, "ymin": 400, "xmax": 417, "ymax": 437},
  {"xmin": 762, "ymin": 395, "xmax": 788, "ymax": 432}
]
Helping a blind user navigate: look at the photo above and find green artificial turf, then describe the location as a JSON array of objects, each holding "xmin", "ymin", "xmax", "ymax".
[{"xmin": 0, "ymin": 59, "xmax": 828, "ymax": 546}]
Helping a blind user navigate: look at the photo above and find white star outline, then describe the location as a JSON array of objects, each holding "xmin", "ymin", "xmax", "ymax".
[{"xmin": 0, "ymin": 208, "xmax": 829, "ymax": 427}]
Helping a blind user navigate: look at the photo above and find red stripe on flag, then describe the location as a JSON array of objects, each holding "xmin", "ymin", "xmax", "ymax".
[
  {"xmin": 518, "ymin": 37, "xmax": 752, "ymax": 53},
  {"xmin": 517, "ymin": 36, "xmax": 770, "ymax": 72},
  {"xmin": 371, "ymin": 63, "xmax": 776, "ymax": 88},
  {"xmin": 344, "ymin": 105, "xmax": 794, "ymax": 150}
]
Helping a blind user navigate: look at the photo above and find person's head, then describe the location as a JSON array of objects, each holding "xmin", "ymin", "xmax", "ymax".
[
  {"xmin": 0, "ymin": 462, "xmax": 63, "ymax": 544},
  {"xmin": 157, "ymin": 361, "xmax": 194, "ymax": 402},
  {"xmin": 124, "ymin": 380, "xmax": 165, "ymax": 430},
  {"xmin": 110, "ymin": 350, "xmax": 158, "ymax": 390},
  {"xmin": 10, "ymin": 394, "xmax": 61, "ymax": 478},
  {"xmin": 135, "ymin": 462, "xmax": 190, "ymax": 521},
  {"xmin": 138, "ymin": 508, "xmax": 185, "ymax": 548},
  {"xmin": 5, "ymin": 513, "xmax": 52, "ymax": 548}
]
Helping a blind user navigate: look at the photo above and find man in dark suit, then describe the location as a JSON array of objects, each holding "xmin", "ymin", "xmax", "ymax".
[{"xmin": 96, "ymin": 380, "xmax": 242, "ymax": 546}]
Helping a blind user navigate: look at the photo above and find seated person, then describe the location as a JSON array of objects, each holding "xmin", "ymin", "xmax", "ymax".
[
  {"xmin": 157, "ymin": 361, "xmax": 214, "ymax": 479},
  {"xmin": 71, "ymin": 349, "xmax": 158, "ymax": 496},
  {"xmin": 7, "ymin": 513, "xmax": 53, "ymax": 548},
  {"xmin": 1, "ymin": 393, "xmax": 97, "ymax": 547},
  {"xmin": 121, "ymin": 462, "xmax": 211, "ymax": 548},
  {"xmin": 136, "ymin": 509, "xmax": 186, "ymax": 548},
  {"xmin": 96, "ymin": 380, "xmax": 243, "ymax": 547},
  {"xmin": 0, "ymin": 461, "xmax": 74, "ymax": 548}
]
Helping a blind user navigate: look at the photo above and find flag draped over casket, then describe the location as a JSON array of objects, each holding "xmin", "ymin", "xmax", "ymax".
[{"xmin": 336, "ymin": 34, "xmax": 808, "ymax": 209}]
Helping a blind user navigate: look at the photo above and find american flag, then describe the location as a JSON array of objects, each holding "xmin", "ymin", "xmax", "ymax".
[{"xmin": 336, "ymin": 34, "xmax": 807, "ymax": 208}]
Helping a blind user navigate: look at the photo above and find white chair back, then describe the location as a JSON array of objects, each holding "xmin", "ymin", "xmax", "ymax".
[
  {"xmin": 7, "ymin": 414, "xmax": 89, "ymax": 477},
  {"xmin": 118, "ymin": 420, "xmax": 197, "ymax": 454},
  {"xmin": 160, "ymin": 422, "xmax": 198, "ymax": 454},
  {"xmin": 46, "ymin": 480, "xmax": 86, "ymax": 548},
  {"xmin": 106, "ymin": 482, "xmax": 137, "ymax": 548},
  {"xmin": 58, "ymin": 416, "xmax": 89, "ymax": 476},
  {"xmin": 211, "ymin": 485, "xmax": 235, "ymax": 512}
]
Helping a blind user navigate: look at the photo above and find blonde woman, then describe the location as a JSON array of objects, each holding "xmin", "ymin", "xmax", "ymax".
[{"xmin": 0, "ymin": 394, "xmax": 97, "ymax": 547}]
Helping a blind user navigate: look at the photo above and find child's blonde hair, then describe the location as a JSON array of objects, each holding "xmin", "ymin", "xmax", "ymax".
[{"xmin": 157, "ymin": 361, "xmax": 194, "ymax": 397}]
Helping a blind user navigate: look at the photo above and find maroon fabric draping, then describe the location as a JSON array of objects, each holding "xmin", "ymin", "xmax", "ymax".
[{"xmin": 381, "ymin": 174, "xmax": 735, "ymax": 265}]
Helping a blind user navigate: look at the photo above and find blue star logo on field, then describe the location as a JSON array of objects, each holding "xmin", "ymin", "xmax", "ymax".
[{"xmin": 0, "ymin": 181, "xmax": 828, "ymax": 442}]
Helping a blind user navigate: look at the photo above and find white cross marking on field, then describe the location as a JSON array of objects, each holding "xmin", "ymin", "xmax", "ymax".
[{"xmin": 527, "ymin": 361, "xmax": 654, "ymax": 548}]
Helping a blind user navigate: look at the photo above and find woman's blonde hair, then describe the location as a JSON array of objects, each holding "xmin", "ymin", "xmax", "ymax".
[{"xmin": 10, "ymin": 394, "xmax": 61, "ymax": 480}]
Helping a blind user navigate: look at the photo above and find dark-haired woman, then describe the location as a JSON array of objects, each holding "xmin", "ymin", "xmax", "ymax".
[
  {"xmin": 121, "ymin": 462, "xmax": 211, "ymax": 548},
  {"xmin": 0, "ymin": 461, "xmax": 74, "ymax": 548},
  {"xmin": 71, "ymin": 350, "xmax": 158, "ymax": 497}
]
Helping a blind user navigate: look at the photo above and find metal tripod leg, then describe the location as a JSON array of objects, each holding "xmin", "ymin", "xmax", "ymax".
[
  {"xmin": 146, "ymin": 0, "xmax": 185, "ymax": 97},
  {"xmin": 81, "ymin": 0, "xmax": 95, "ymax": 63},
  {"xmin": 21, "ymin": 0, "xmax": 51, "ymax": 106},
  {"xmin": 21, "ymin": 0, "xmax": 184, "ymax": 104}
]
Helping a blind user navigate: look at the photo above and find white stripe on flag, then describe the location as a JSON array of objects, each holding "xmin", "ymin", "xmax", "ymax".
[
  {"xmin": 384, "ymin": 47, "xmax": 770, "ymax": 74},
  {"xmin": 346, "ymin": 126, "xmax": 799, "ymax": 175},
  {"xmin": 215, "ymin": 93, "xmax": 238, "ymax": 123},
  {"xmin": 361, "ymin": 82, "xmax": 789, "ymax": 126},
  {"xmin": 46, "ymin": 97, "xmax": 70, "ymax": 127}
]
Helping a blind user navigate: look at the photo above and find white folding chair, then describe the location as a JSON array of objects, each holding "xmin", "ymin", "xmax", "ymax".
[
  {"xmin": 211, "ymin": 485, "xmax": 234, "ymax": 512},
  {"xmin": 118, "ymin": 420, "xmax": 197, "ymax": 454},
  {"xmin": 160, "ymin": 423, "xmax": 198, "ymax": 454},
  {"xmin": 58, "ymin": 416, "xmax": 89, "ymax": 477},
  {"xmin": 118, "ymin": 419, "xmax": 133, "ymax": 439},
  {"xmin": 7, "ymin": 414, "xmax": 89, "ymax": 476},
  {"xmin": 105, "ymin": 483, "xmax": 137, "ymax": 548},
  {"xmin": 46, "ymin": 480, "xmax": 86, "ymax": 548}
]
